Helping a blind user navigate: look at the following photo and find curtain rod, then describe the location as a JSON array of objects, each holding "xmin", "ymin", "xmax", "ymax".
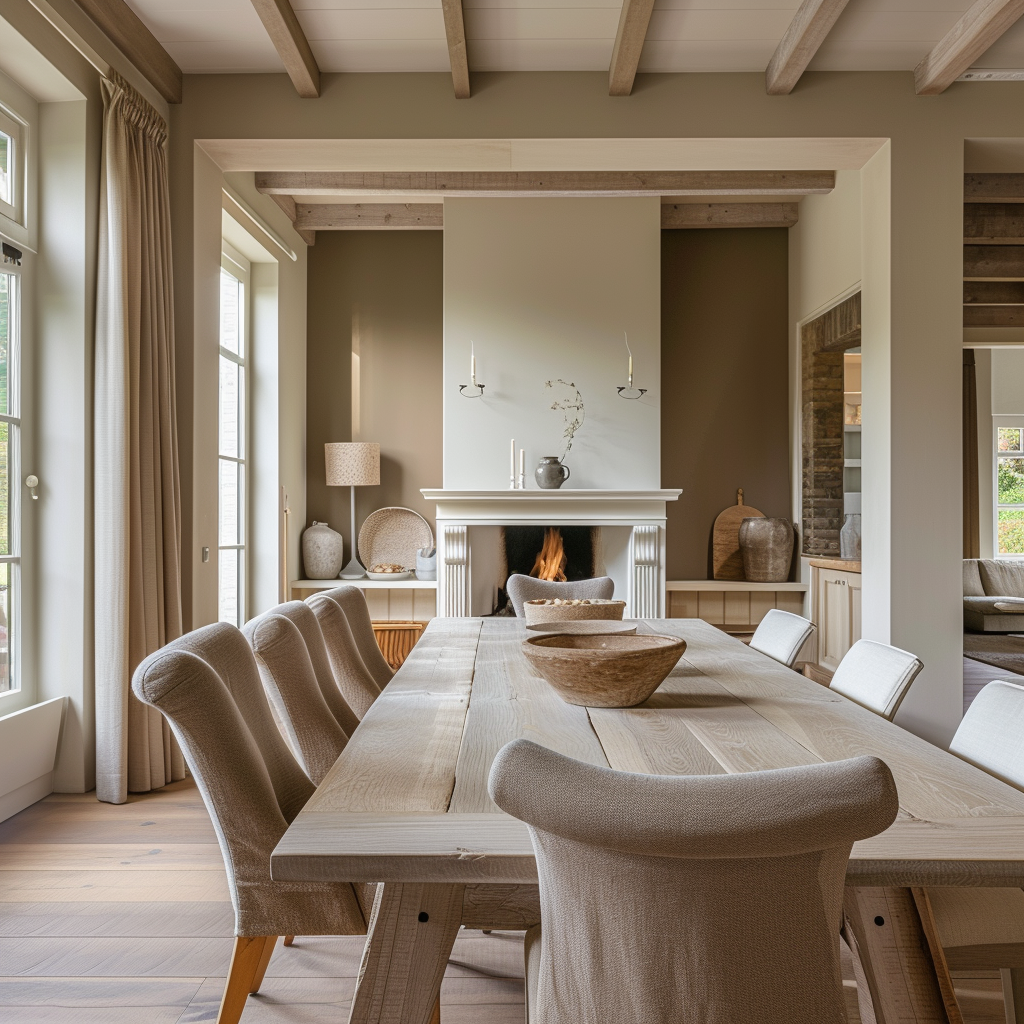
[{"xmin": 221, "ymin": 186, "xmax": 297, "ymax": 263}]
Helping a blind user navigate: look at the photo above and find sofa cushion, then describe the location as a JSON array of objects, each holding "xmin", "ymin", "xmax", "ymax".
[
  {"xmin": 979, "ymin": 560, "xmax": 1024, "ymax": 599},
  {"xmin": 964, "ymin": 559, "xmax": 986, "ymax": 597},
  {"xmin": 965, "ymin": 596, "xmax": 1024, "ymax": 615}
]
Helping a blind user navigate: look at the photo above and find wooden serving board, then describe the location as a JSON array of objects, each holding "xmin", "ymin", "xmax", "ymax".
[{"xmin": 712, "ymin": 489, "xmax": 764, "ymax": 580}]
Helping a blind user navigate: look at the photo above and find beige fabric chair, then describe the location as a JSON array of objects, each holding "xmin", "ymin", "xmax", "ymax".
[
  {"xmin": 489, "ymin": 738, "xmax": 898, "ymax": 1024},
  {"xmin": 929, "ymin": 679, "xmax": 1024, "ymax": 1022},
  {"xmin": 315, "ymin": 585, "xmax": 394, "ymax": 691},
  {"xmin": 505, "ymin": 574, "xmax": 615, "ymax": 618},
  {"xmin": 242, "ymin": 610, "xmax": 350, "ymax": 785},
  {"xmin": 829, "ymin": 639, "xmax": 923, "ymax": 721},
  {"xmin": 307, "ymin": 590, "xmax": 383, "ymax": 718},
  {"xmin": 748, "ymin": 608, "xmax": 816, "ymax": 669},
  {"xmin": 131, "ymin": 622, "xmax": 370, "ymax": 1024}
]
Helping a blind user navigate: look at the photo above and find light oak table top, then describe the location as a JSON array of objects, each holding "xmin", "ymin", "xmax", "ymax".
[{"xmin": 272, "ymin": 617, "xmax": 1024, "ymax": 889}]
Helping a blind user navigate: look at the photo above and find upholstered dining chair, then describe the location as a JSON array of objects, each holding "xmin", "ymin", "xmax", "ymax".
[
  {"xmin": 242, "ymin": 609, "xmax": 350, "ymax": 785},
  {"xmin": 489, "ymin": 738, "xmax": 899, "ymax": 1024},
  {"xmin": 748, "ymin": 608, "xmax": 816, "ymax": 669},
  {"xmin": 314, "ymin": 585, "xmax": 394, "ymax": 691},
  {"xmin": 131, "ymin": 623, "xmax": 372, "ymax": 1024},
  {"xmin": 926, "ymin": 679, "xmax": 1024, "ymax": 1022},
  {"xmin": 306, "ymin": 590, "xmax": 383, "ymax": 718},
  {"xmin": 828, "ymin": 639, "xmax": 923, "ymax": 721},
  {"xmin": 505, "ymin": 574, "xmax": 615, "ymax": 618}
]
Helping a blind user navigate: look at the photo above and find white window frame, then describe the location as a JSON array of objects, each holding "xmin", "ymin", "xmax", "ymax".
[
  {"xmin": 219, "ymin": 244, "xmax": 250, "ymax": 626},
  {"xmin": 0, "ymin": 263, "xmax": 22, "ymax": 695},
  {"xmin": 0, "ymin": 105, "xmax": 26, "ymax": 226},
  {"xmin": 994, "ymin": 416, "xmax": 1024, "ymax": 560}
]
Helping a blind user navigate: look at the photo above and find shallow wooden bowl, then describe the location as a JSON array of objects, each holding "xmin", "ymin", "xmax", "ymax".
[
  {"xmin": 521, "ymin": 633, "xmax": 687, "ymax": 708},
  {"xmin": 522, "ymin": 599, "xmax": 626, "ymax": 626},
  {"xmin": 526, "ymin": 619, "xmax": 638, "ymax": 636}
]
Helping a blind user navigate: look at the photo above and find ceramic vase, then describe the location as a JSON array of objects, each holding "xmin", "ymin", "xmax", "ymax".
[
  {"xmin": 302, "ymin": 521, "xmax": 344, "ymax": 579},
  {"xmin": 416, "ymin": 546, "xmax": 437, "ymax": 582},
  {"xmin": 535, "ymin": 456, "xmax": 571, "ymax": 490},
  {"xmin": 739, "ymin": 517, "xmax": 794, "ymax": 583},
  {"xmin": 840, "ymin": 513, "xmax": 862, "ymax": 561}
]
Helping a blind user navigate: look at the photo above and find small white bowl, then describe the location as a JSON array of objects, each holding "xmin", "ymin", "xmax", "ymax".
[{"xmin": 365, "ymin": 570, "xmax": 414, "ymax": 581}]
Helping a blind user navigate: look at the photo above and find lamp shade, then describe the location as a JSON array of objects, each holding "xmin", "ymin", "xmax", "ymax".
[{"xmin": 325, "ymin": 442, "xmax": 380, "ymax": 487}]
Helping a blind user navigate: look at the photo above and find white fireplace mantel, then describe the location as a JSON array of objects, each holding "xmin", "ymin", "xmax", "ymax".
[{"xmin": 421, "ymin": 489, "xmax": 682, "ymax": 617}]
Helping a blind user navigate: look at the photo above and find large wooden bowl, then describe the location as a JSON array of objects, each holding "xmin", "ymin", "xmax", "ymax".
[
  {"xmin": 521, "ymin": 633, "xmax": 687, "ymax": 708},
  {"xmin": 522, "ymin": 599, "xmax": 626, "ymax": 626}
]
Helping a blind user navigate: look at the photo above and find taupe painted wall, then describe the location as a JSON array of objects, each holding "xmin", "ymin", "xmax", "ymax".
[
  {"xmin": 662, "ymin": 229, "xmax": 790, "ymax": 581},
  {"xmin": 306, "ymin": 232, "xmax": 443, "ymax": 565}
]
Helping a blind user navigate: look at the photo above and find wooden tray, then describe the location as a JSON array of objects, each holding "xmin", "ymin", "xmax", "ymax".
[{"xmin": 712, "ymin": 489, "xmax": 764, "ymax": 580}]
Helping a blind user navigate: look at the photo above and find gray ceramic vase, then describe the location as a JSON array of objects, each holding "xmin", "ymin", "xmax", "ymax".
[
  {"xmin": 535, "ymin": 456, "xmax": 570, "ymax": 490},
  {"xmin": 302, "ymin": 521, "xmax": 345, "ymax": 579},
  {"xmin": 739, "ymin": 517, "xmax": 794, "ymax": 583},
  {"xmin": 840, "ymin": 513, "xmax": 862, "ymax": 561}
]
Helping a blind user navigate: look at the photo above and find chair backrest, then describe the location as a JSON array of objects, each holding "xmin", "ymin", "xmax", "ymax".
[
  {"xmin": 829, "ymin": 639, "xmax": 923, "ymax": 721},
  {"xmin": 242, "ymin": 610, "xmax": 349, "ymax": 785},
  {"xmin": 505, "ymin": 574, "xmax": 615, "ymax": 618},
  {"xmin": 950, "ymin": 679, "xmax": 1024, "ymax": 790},
  {"xmin": 748, "ymin": 609, "xmax": 815, "ymax": 668},
  {"xmin": 489, "ymin": 739, "xmax": 898, "ymax": 1024},
  {"xmin": 316, "ymin": 586, "xmax": 394, "ymax": 691},
  {"xmin": 131, "ymin": 622, "xmax": 365, "ymax": 937},
  {"xmin": 271, "ymin": 601, "xmax": 360, "ymax": 737},
  {"xmin": 307, "ymin": 591, "xmax": 382, "ymax": 718}
]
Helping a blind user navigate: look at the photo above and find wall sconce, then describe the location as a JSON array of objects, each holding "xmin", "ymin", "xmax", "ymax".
[
  {"xmin": 617, "ymin": 332, "xmax": 647, "ymax": 400},
  {"xmin": 459, "ymin": 340, "xmax": 485, "ymax": 398}
]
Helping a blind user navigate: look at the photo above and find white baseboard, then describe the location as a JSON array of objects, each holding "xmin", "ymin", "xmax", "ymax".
[
  {"xmin": 0, "ymin": 697, "xmax": 67, "ymax": 823},
  {"xmin": 0, "ymin": 772, "xmax": 54, "ymax": 822}
]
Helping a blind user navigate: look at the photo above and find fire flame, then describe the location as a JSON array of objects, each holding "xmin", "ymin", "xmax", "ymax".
[{"xmin": 531, "ymin": 527, "xmax": 568, "ymax": 582}]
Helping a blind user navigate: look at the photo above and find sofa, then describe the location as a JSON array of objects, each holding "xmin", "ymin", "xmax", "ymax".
[{"xmin": 964, "ymin": 559, "xmax": 1024, "ymax": 632}]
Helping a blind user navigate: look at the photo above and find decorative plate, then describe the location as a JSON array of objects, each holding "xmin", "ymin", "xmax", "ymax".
[
  {"xmin": 366, "ymin": 570, "xmax": 415, "ymax": 581},
  {"xmin": 358, "ymin": 507, "xmax": 434, "ymax": 573}
]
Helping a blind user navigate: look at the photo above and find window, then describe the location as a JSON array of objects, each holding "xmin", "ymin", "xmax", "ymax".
[
  {"xmin": 218, "ymin": 251, "xmax": 248, "ymax": 626},
  {"xmin": 0, "ymin": 269, "xmax": 20, "ymax": 691},
  {"xmin": 0, "ymin": 108, "xmax": 24, "ymax": 223},
  {"xmin": 996, "ymin": 420, "xmax": 1024, "ymax": 557}
]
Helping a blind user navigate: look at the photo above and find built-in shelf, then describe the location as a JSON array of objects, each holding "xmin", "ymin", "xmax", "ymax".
[
  {"xmin": 844, "ymin": 424, "xmax": 862, "ymax": 433},
  {"xmin": 844, "ymin": 459, "xmax": 862, "ymax": 468},
  {"xmin": 666, "ymin": 580, "xmax": 808, "ymax": 592},
  {"xmin": 291, "ymin": 579, "xmax": 438, "ymax": 591}
]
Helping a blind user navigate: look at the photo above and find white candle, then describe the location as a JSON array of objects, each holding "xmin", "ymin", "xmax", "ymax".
[
  {"xmin": 519, "ymin": 448, "xmax": 525, "ymax": 484},
  {"xmin": 510, "ymin": 438, "xmax": 516, "ymax": 484},
  {"xmin": 628, "ymin": 353, "xmax": 633, "ymax": 385},
  {"xmin": 471, "ymin": 341, "xmax": 476, "ymax": 385}
]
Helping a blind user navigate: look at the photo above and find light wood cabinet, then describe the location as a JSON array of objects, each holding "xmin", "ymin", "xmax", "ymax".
[{"xmin": 810, "ymin": 561, "xmax": 861, "ymax": 672}]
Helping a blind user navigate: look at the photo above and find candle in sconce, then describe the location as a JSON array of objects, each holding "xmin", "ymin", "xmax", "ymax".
[
  {"xmin": 510, "ymin": 438, "xmax": 516, "ymax": 489},
  {"xmin": 519, "ymin": 448, "xmax": 525, "ymax": 489},
  {"xmin": 471, "ymin": 341, "xmax": 477, "ymax": 386}
]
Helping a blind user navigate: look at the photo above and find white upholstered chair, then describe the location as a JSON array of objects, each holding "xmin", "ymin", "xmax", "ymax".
[
  {"xmin": 748, "ymin": 608, "xmax": 816, "ymax": 669},
  {"xmin": 505, "ymin": 574, "xmax": 615, "ymax": 618},
  {"xmin": 131, "ymin": 623, "xmax": 371, "ymax": 1024},
  {"xmin": 313, "ymin": 585, "xmax": 394, "ymax": 691},
  {"xmin": 828, "ymin": 639, "xmax": 923, "ymax": 721},
  {"xmin": 489, "ymin": 738, "xmax": 898, "ymax": 1024},
  {"xmin": 306, "ymin": 590, "xmax": 383, "ymax": 719}
]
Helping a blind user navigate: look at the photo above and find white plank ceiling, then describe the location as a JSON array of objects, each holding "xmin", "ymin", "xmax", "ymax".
[{"xmin": 125, "ymin": 0, "xmax": 1024, "ymax": 76}]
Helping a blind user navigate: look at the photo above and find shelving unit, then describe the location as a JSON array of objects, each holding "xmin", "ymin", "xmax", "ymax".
[
  {"xmin": 289, "ymin": 579, "xmax": 437, "ymax": 621},
  {"xmin": 666, "ymin": 580, "xmax": 809, "ymax": 632}
]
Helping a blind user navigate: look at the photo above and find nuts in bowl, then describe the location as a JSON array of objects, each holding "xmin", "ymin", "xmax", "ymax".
[
  {"xmin": 522, "ymin": 598, "xmax": 626, "ymax": 625},
  {"xmin": 365, "ymin": 563, "xmax": 414, "ymax": 581}
]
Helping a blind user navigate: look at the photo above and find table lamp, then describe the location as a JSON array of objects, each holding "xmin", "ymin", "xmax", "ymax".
[{"xmin": 325, "ymin": 442, "xmax": 380, "ymax": 579}]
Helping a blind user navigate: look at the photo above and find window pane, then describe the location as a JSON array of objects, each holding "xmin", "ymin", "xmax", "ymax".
[
  {"xmin": 219, "ymin": 459, "xmax": 240, "ymax": 546},
  {"xmin": 1000, "ymin": 457, "xmax": 1024, "ymax": 504},
  {"xmin": 1000, "ymin": 427, "xmax": 1023, "ymax": 453},
  {"xmin": 0, "ymin": 421, "xmax": 9, "ymax": 558},
  {"xmin": 0, "ymin": 132, "xmax": 10, "ymax": 206},
  {"xmin": 0, "ymin": 272, "xmax": 9, "ymax": 416},
  {"xmin": 219, "ymin": 268, "xmax": 242, "ymax": 356},
  {"xmin": 219, "ymin": 356, "xmax": 240, "ymax": 458},
  {"xmin": 219, "ymin": 547, "xmax": 238, "ymax": 625},
  {"xmin": 0, "ymin": 562, "xmax": 10, "ymax": 693},
  {"xmin": 999, "ymin": 509, "xmax": 1024, "ymax": 555}
]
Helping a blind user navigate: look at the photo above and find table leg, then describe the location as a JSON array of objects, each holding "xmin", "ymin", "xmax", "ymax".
[
  {"xmin": 348, "ymin": 882, "xmax": 465, "ymax": 1024},
  {"xmin": 842, "ymin": 886, "xmax": 964, "ymax": 1024}
]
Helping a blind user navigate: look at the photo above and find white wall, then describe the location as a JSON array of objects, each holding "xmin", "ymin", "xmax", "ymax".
[
  {"xmin": 992, "ymin": 349, "xmax": 1024, "ymax": 414},
  {"xmin": 442, "ymin": 197, "xmax": 661, "ymax": 490}
]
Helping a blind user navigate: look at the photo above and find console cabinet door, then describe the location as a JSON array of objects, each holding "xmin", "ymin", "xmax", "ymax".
[{"xmin": 815, "ymin": 568, "xmax": 861, "ymax": 672}]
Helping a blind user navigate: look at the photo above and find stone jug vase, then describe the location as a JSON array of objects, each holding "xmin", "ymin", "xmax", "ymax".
[
  {"xmin": 840, "ymin": 513, "xmax": 862, "ymax": 561},
  {"xmin": 739, "ymin": 517, "xmax": 794, "ymax": 583},
  {"xmin": 535, "ymin": 456, "xmax": 571, "ymax": 490},
  {"xmin": 302, "ymin": 521, "xmax": 344, "ymax": 579}
]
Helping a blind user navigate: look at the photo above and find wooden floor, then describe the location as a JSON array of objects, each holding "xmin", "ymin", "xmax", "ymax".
[{"xmin": 0, "ymin": 775, "xmax": 1009, "ymax": 1022}]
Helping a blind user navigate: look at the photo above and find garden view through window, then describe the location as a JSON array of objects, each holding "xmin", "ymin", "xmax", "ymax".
[
  {"xmin": 0, "ymin": 130, "xmax": 10, "ymax": 206},
  {"xmin": 998, "ymin": 425, "xmax": 1024, "ymax": 556},
  {"xmin": 0, "ymin": 271, "xmax": 19, "ymax": 691}
]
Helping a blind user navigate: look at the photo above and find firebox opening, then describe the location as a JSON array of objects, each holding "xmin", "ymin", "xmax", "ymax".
[{"xmin": 492, "ymin": 526, "xmax": 598, "ymax": 615}]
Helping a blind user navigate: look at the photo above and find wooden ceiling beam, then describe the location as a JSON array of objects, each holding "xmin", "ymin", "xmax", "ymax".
[
  {"xmin": 441, "ymin": 0, "xmax": 471, "ymax": 98},
  {"xmin": 964, "ymin": 244, "xmax": 1024, "ymax": 279},
  {"xmin": 608, "ymin": 0, "xmax": 657, "ymax": 96},
  {"xmin": 255, "ymin": 170, "xmax": 835, "ymax": 197},
  {"xmin": 964, "ymin": 305, "xmax": 1024, "ymax": 325},
  {"xmin": 915, "ymin": 0, "xmax": 1024, "ymax": 95},
  {"xmin": 265, "ymin": 193, "xmax": 316, "ymax": 246},
  {"xmin": 965, "ymin": 174, "xmax": 1024, "ymax": 202},
  {"xmin": 249, "ymin": 0, "xmax": 320, "ymax": 98},
  {"xmin": 765, "ymin": 0, "xmax": 852, "ymax": 95},
  {"xmin": 661, "ymin": 202, "xmax": 799, "ymax": 229},
  {"xmin": 296, "ymin": 203, "xmax": 444, "ymax": 229},
  {"xmin": 71, "ymin": 0, "xmax": 182, "ymax": 103},
  {"xmin": 965, "ymin": 203, "xmax": 1024, "ymax": 243},
  {"xmin": 964, "ymin": 281, "xmax": 1024, "ymax": 303}
]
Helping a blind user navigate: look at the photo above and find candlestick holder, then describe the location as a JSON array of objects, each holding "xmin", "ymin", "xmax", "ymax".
[
  {"xmin": 459, "ymin": 382, "xmax": 485, "ymax": 398},
  {"xmin": 617, "ymin": 331, "xmax": 646, "ymax": 399}
]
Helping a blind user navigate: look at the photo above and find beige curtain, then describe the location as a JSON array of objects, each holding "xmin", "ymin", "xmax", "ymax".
[
  {"xmin": 964, "ymin": 349, "xmax": 980, "ymax": 560},
  {"xmin": 95, "ymin": 72, "xmax": 185, "ymax": 804}
]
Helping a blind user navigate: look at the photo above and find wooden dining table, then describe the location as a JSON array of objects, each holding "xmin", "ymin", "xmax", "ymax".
[{"xmin": 272, "ymin": 616, "xmax": 1024, "ymax": 1024}]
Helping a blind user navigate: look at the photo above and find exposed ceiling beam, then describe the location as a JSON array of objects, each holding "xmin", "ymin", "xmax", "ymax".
[
  {"xmin": 964, "ymin": 281, "xmax": 1024, "ymax": 303},
  {"xmin": 765, "ymin": 0, "xmax": 853, "ymax": 95},
  {"xmin": 255, "ymin": 170, "xmax": 835, "ymax": 197},
  {"xmin": 297, "ymin": 203, "xmax": 444, "ymax": 229},
  {"xmin": 661, "ymin": 202, "xmax": 799, "ymax": 229},
  {"xmin": 71, "ymin": 0, "xmax": 182, "ymax": 103},
  {"xmin": 964, "ymin": 305, "xmax": 1024, "ymax": 325},
  {"xmin": 608, "ymin": 0, "xmax": 657, "ymax": 96},
  {"xmin": 964, "ymin": 203, "xmax": 1024, "ymax": 243},
  {"xmin": 964, "ymin": 244, "xmax": 1024, "ymax": 279},
  {"xmin": 915, "ymin": 0, "xmax": 1024, "ymax": 95},
  {"xmin": 965, "ymin": 173, "xmax": 1024, "ymax": 202},
  {"xmin": 265, "ymin": 193, "xmax": 316, "ymax": 246},
  {"xmin": 249, "ymin": 0, "xmax": 320, "ymax": 98},
  {"xmin": 441, "ymin": 0, "xmax": 471, "ymax": 98}
]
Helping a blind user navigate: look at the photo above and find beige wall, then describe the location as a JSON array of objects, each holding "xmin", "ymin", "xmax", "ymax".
[
  {"xmin": 305, "ymin": 231, "xmax": 443, "ymax": 563},
  {"xmin": 662, "ymin": 228, "xmax": 790, "ymax": 581},
  {"xmin": 976, "ymin": 348, "xmax": 993, "ymax": 560}
]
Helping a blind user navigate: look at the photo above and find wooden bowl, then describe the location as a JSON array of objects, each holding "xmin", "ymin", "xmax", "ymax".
[
  {"xmin": 522, "ymin": 599, "xmax": 626, "ymax": 626},
  {"xmin": 521, "ymin": 633, "xmax": 687, "ymax": 708},
  {"xmin": 526, "ymin": 619, "xmax": 638, "ymax": 636}
]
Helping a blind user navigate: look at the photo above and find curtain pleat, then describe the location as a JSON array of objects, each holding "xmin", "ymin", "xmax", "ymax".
[
  {"xmin": 964, "ymin": 349, "xmax": 980, "ymax": 560},
  {"xmin": 95, "ymin": 72, "xmax": 185, "ymax": 804}
]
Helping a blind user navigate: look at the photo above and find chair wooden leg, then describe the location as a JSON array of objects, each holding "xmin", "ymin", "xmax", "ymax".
[
  {"xmin": 217, "ymin": 936, "xmax": 273, "ymax": 1024},
  {"xmin": 1001, "ymin": 968, "xmax": 1024, "ymax": 1024},
  {"xmin": 283, "ymin": 935, "xmax": 295, "ymax": 946},
  {"xmin": 250, "ymin": 935, "xmax": 279, "ymax": 995}
]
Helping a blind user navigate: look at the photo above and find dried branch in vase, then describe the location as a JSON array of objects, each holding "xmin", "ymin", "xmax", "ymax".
[{"xmin": 545, "ymin": 379, "xmax": 585, "ymax": 462}]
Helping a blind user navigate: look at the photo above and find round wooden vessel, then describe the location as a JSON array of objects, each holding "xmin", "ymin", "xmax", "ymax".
[{"xmin": 522, "ymin": 599, "xmax": 626, "ymax": 626}]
